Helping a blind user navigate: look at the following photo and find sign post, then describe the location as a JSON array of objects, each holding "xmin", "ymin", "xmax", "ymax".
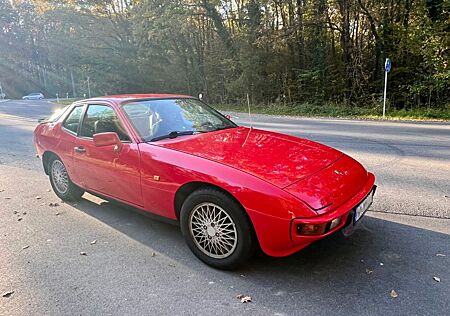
[
  {"xmin": 87, "ymin": 76, "xmax": 91, "ymax": 98},
  {"xmin": 383, "ymin": 58, "xmax": 391, "ymax": 119}
]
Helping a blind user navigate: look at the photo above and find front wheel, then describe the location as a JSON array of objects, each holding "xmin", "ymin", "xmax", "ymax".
[
  {"xmin": 48, "ymin": 156, "xmax": 84, "ymax": 201},
  {"xmin": 180, "ymin": 188, "xmax": 256, "ymax": 270}
]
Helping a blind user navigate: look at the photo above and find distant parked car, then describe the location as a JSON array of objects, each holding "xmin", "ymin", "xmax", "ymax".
[{"xmin": 22, "ymin": 93, "xmax": 44, "ymax": 100}]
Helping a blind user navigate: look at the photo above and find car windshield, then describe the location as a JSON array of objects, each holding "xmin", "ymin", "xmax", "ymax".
[{"xmin": 122, "ymin": 98, "xmax": 237, "ymax": 142}]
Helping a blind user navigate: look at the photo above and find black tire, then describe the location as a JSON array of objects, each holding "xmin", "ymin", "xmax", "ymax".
[
  {"xmin": 180, "ymin": 188, "xmax": 256, "ymax": 270},
  {"xmin": 48, "ymin": 155, "xmax": 84, "ymax": 201}
]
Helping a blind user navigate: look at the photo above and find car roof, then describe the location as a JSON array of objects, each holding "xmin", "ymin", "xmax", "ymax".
[{"xmin": 81, "ymin": 93, "xmax": 195, "ymax": 103}]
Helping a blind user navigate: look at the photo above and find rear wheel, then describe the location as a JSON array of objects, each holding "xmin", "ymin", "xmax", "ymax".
[
  {"xmin": 48, "ymin": 156, "xmax": 84, "ymax": 201},
  {"xmin": 180, "ymin": 188, "xmax": 256, "ymax": 269}
]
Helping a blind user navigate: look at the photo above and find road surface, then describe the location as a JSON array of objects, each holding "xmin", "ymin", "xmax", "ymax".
[{"xmin": 0, "ymin": 99, "xmax": 449, "ymax": 315}]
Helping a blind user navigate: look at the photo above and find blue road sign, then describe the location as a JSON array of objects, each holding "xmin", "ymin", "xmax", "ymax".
[{"xmin": 385, "ymin": 58, "xmax": 392, "ymax": 73}]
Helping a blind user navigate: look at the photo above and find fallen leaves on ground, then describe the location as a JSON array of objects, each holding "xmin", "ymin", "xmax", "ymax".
[
  {"xmin": 49, "ymin": 202, "xmax": 59, "ymax": 207},
  {"xmin": 90, "ymin": 240, "xmax": 97, "ymax": 245},
  {"xmin": 80, "ymin": 252, "xmax": 87, "ymax": 256},
  {"xmin": 17, "ymin": 218, "xmax": 22, "ymax": 222},
  {"xmin": 22, "ymin": 245, "xmax": 29, "ymax": 250},
  {"xmin": 390, "ymin": 290, "xmax": 398, "ymax": 298},
  {"xmin": 151, "ymin": 252, "xmax": 156, "ymax": 257},
  {"xmin": 433, "ymin": 277, "xmax": 441, "ymax": 282},
  {"xmin": 237, "ymin": 294, "xmax": 252, "ymax": 303},
  {"xmin": 436, "ymin": 253, "xmax": 446, "ymax": 257},
  {"xmin": 366, "ymin": 268, "xmax": 373, "ymax": 274},
  {"xmin": 2, "ymin": 291, "xmax": 14, "ymax": 298},
  {"xmin": 55, "ymin": 212, "xmax": 60, "ymax": 216},
  {"xmin": 35, "ymin": 196, "xmax": 41, "ymax": 200}
]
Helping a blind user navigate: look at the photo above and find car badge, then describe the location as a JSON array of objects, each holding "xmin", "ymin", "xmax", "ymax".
[
  {"xmin": 334, "ymin": 170, "xmax": 343, "ymax": 175},
  {"xmin": 153, "ymin": 175, "xmax": 160, "ymax": 181}
]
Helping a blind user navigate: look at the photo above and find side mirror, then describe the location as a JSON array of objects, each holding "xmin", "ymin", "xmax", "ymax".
[{"xmin": 93, "ymin": 132, "xmax": 122, "ymax": 152}]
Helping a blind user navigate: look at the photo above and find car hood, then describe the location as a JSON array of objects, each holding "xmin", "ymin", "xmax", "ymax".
[
  {"xmin": 283, "ymin": 154, "xmax": 369, "ymax": 211},
  {"xmin": 155, "ymin": 127, "xmax": 342, "ymax": 188}
]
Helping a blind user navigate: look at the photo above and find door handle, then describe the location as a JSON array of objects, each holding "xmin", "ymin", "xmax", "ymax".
[{"xmin": 74, "ymin": 146, "xmax": 86, "ymax": 153}]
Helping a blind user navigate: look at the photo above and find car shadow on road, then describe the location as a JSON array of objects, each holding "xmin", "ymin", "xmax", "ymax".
[{"xmin": 71, "ymin": 193, "xmax": 450, "ymax": 315}]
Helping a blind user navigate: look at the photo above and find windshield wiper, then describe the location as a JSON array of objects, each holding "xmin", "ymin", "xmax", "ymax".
[
  {"xmin": 211, "ymin": 125, "xmax": 237, "ymax": 132},
  {"xmin": 149, "ymin": 130, "xmax": 200, "ymax": 142}
]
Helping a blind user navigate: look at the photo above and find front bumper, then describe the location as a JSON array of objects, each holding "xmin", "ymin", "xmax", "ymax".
[
  {"xmin": 247, "ymin": 172, "xmax": 376, "ymax": 257},
  {"xmin": 291, "ymin": 184, "xmax": 376, "ymax": 242},
  {"xmin": 290, "ymin": 173, "xmax": 376, "ymax": 244}
]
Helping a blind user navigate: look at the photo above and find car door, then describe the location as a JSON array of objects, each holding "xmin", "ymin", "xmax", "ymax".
[
  {"xmin": 58, "ymin": 104, "xmax": 85, "ymax": 179},
  {"xmin": 72, "ymin": 103, "xmax": 143, "ymax": 206}
]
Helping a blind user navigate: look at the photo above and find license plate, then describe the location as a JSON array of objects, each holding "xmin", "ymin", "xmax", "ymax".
[{"xmin": 354, "ymin": 191, "xmax": 374, "ymax": 223}]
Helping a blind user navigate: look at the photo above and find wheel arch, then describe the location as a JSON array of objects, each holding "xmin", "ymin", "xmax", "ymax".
[
  {"xmin": 174, "ymin": 181, "xmax": 259, "ymax": 247},
  {"xmin": 42, "ymin": 151, "xmax": 58, "ymax": 175},
  {"xmin": 174, "ymin": 182, "xmax": 225, "ymax": 219}
]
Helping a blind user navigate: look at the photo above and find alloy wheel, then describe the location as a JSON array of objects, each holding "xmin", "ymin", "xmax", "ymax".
[
  {"xmin": 189, "ymin": 202, "xmax": 238, "ymax": 259},
  {"xmin": 51, "ymin": 160, "xmax": 69, "ymax": 194}
]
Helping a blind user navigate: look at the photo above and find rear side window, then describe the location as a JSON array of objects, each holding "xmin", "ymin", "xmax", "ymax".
[
  {"xmin": 47, "ymin": 105, "xmax": 70, "ymax": 122},
  {"xmin": 80, "ymin": 105, "xmax": 130, "ymax": 141},
  {"xmin": 62, "ymin": 106, "xmax": 83, "ymax": 134}
]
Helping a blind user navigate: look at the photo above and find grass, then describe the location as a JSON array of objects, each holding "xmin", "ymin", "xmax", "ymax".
[
  {"xmin": 55, "ymin": 99, "xmax": 79, "ymax": 106},
  {"xmin": 213, "ymin": 102, "xmax": 450, "ymax": 121},
  {"xmin": 52, "ymin": 99, "xmax": 449, "ymax": 121}
]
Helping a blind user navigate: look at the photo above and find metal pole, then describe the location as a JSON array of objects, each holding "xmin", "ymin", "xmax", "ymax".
[
  {"xmin": 383, "ymin": 69, "xmax": 388, "ymax": 119},
  {"xmin": 70, "ymin": 69, "xmax": 76, "ymax": 98},
  {"xmin": 247, "ymin": 93, "xmax": 253, "ymax": 128},
  {"xmin": 87, "ymin": 76, "xmax": 91, "ymax": 98}
]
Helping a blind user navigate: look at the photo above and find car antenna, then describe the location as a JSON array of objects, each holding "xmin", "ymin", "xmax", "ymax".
[{"xmin": 247, "ymin": 93, "xmax": 253, "ymax": 129}]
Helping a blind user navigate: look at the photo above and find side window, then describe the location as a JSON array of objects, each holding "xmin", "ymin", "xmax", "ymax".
[
  {"xmin": 80, "ymin": 105, "xmax": 130, "ymax": 141},
  {"xmin": 62, "ymin": 106, "xmax": 83, "ymax": 134}
]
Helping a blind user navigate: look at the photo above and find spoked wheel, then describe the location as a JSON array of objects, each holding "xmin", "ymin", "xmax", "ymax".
[
  {"xmin": 51, "ymin": 160, "xmax": 69, "ymax": 195},
  {"xmin": 48, "ymin": 155, "xmax": 84, "ymax": 201},
  {"xmin": 189, "ymin": 202, "xmax": 238, "ymax": 259},
  {"xmin": 180, "ymin": 188, "xmax": 256, "ymax": 270}
]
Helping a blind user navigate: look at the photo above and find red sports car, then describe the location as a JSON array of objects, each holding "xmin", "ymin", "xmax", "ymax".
[{"xmin": 34, "ymin": 94, "xmax": 376, "ymax": 269}]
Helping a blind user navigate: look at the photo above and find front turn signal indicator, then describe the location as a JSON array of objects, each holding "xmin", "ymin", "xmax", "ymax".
[{"xmin": 297, "ymin": 223, "xmax": 328, "ymax": 236}]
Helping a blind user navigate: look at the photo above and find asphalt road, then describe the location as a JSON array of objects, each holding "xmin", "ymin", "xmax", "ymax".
[{"xmin": 1, "ymin": 99, "xmax": 449, "ymax": 315}]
